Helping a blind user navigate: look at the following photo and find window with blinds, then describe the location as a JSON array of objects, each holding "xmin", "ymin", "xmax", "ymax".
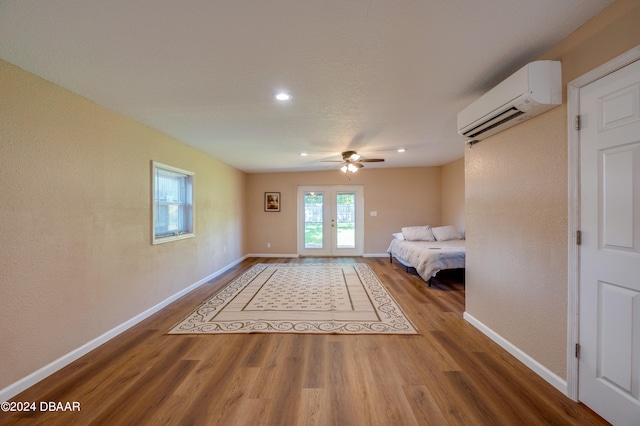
[{"xmin": 152, "ymin": 161, "xmax": 194, "ymax": 244}]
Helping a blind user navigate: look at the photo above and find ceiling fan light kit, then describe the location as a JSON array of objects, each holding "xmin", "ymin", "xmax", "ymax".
[
  {"xmin": 326, "ymin": 150, "xmax": 385, "ymax": 174},
  {"xmin": 341, "ymin": 162, "xmax": 363, "ymax": 174}
]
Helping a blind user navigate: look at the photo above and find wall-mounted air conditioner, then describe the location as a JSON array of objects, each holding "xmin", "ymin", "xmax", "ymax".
[{"xmin": 457, "ymin": 60, "xmax": 562, "ymax": 141}]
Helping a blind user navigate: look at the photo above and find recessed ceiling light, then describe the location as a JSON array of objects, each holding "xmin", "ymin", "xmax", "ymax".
[
  {"xmin": 274, "ymin": 92, "xmax": 292, "ymax": 101},
  {"xmin": 397, "ymin": 148, "xmax": 406, "ymax": 153},
  {"xmin": 300, "ymin": 152, "xmax": 308, "ymax": 156}
]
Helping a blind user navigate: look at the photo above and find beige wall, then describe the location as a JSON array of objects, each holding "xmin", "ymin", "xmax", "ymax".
[
  {"xmin": 246, "ymin": 167, "xmax": 448, "ymax": 255},
  {"xmin": 441, "ymin": 158, "xmax": 465, "ymax": 233},
  {"xmin": 0, "ymin": 60, "xmax": 247, "ymax": 390},
  {"xmin": 465, "ymin": 0, "xmax": 640, "ymax": 379}
]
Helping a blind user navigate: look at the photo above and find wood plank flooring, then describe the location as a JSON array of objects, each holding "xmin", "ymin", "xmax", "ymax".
[{"xmin": 1, "ymin": 257, "xmax": 608, "ymax": 425}]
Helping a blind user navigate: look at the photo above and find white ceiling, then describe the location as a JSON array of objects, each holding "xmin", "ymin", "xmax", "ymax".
[{"xmin": 0, "ymin": 0, "xmax": 614, "ymax": 173}]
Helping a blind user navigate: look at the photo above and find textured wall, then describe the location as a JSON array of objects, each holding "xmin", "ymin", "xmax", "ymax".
[
  {"xmin": 441, "ymin": 158, "xmax": 465, "ymax": 233},
  {"xmin": 0, "ymin": 60, "xmax": 247, "ymax": 390},
  {"xmin": 465, "ymin": 107, "xmax": 568, "ymax": 375},
  {"xmin": 464, "ymin": 0, "xmax": 640, "ymax": 379}
]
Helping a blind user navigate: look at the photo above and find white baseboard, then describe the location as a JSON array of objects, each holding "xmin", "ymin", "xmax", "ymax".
[
  {"xmin": 0, "ymin": 256, "xmax": 246, "ymax": 403},
  {"xmin": 249, "ymin": 253, "xmax": 299, "ymax": 258},
  {"xmin": 249, "ymin": 253, "xmax": 388, "ymax": 258},
  {"xmin": 463, "ymin": 311, "xmax": 568, "ymax": 395}
]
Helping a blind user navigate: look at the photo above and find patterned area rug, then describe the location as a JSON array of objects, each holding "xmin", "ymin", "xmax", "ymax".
[{"xmin": 168, "ymin": 263, "xmax": 418, "ymax": 334}]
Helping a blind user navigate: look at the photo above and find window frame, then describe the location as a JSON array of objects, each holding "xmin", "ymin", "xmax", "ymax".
[{"xmin": 151, "ymin": 161, "xmax": 195, "ymax": 245}]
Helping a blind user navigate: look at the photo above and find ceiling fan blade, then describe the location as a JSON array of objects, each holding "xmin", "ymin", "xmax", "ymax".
[{"xmin": 325, "ymin": 150, "xmax": 385, "ymax": 166}]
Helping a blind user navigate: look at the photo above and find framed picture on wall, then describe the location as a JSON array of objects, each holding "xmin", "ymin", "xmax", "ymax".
[{"xmin": 264, "ymin": 192, "xmax": 281, "ymax": 212}]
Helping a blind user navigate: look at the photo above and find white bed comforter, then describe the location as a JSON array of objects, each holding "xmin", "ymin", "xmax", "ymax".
[{"xmin": 387, "ymin": 239, "xmax": 465, "ymax": 280}]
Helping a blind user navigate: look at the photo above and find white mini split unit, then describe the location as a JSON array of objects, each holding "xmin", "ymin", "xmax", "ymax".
[{"xmin": 457, "ymin": 60, "xmax": 562, "ymax": 141}]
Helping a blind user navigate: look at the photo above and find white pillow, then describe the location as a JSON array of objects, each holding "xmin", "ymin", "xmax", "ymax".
[
  {"xmin": 401, "ymin": 226, "xmax": 436, "ymax": 241},
  {"xmin": 392, "ymin": 232, "xmax": 405, "ymax": 240},
  {"xmin": 432, "ymin": 225, "xmax": 462, "ymax": 241}
]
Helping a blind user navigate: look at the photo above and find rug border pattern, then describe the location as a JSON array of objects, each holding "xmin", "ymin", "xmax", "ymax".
[{"xmin": 168, "ymin": 263, "xmax": 418, "ymax": 335}]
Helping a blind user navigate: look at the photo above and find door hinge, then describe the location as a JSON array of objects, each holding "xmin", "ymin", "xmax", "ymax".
[
  {"xmin": 575, "ymin": 343, "xmax": 581, "ymax": 358},
  {"xmin": 576, "ymin": 230, "xmax": 582, "ymax": 245},
  {"xmin": 575, "ymin": 115, "xmax": 581, "ymax": 131}
]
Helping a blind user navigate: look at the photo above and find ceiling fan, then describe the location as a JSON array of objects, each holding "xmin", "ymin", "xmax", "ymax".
[{"xmin": 324, "ymin": 151, "xmax": 385, "ymax": 174}]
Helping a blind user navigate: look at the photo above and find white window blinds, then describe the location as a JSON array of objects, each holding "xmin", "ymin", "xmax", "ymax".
[{"xmin": 152, "ymin": 162, "xmax": 194, "ymax": 244}]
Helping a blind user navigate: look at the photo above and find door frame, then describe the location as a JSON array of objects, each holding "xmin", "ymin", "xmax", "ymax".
[
  {"xmin": 297, "ymin": 185, "xmax": 364, "ymax": 256},
  {"xmin": 567, "ymin": 44, "xmax": 640, "ymax": 401}
]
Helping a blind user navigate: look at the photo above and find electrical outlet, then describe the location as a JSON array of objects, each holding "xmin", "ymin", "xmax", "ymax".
[{"xmin": 267, "ymin": 243, "xmax": 271, "ymax": 248}]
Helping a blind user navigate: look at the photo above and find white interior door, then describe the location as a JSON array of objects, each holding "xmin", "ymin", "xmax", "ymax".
[
  {"xmin": 297, "ymin": 185, "xmax": 364, "ymax": 256},
  {"xmin": 579, "ymin": 58, "xmax": 640, "ymax": 425}
]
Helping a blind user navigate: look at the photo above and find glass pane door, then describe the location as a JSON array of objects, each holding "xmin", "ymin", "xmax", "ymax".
[
  {"xmin": 304, "ymin": 192, "xmax": 324, "ymax": 249},
  {"xmin": 298, "ymin": 185, "xmax": 363, "ymax": 256},
  {"xmin": 336, "ymin": 192, "xmax": 356, "ymax": 249}
]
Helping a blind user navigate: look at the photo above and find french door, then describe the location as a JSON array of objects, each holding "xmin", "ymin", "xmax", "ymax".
[{"xmin": 297, "ymin": 185, "xmax": 364, "ymax": 256}]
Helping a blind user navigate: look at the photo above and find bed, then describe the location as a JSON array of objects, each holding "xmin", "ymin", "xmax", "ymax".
[{"xmin": 387, "ymin": 225, "xmax": 465, "ymax": 285}]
